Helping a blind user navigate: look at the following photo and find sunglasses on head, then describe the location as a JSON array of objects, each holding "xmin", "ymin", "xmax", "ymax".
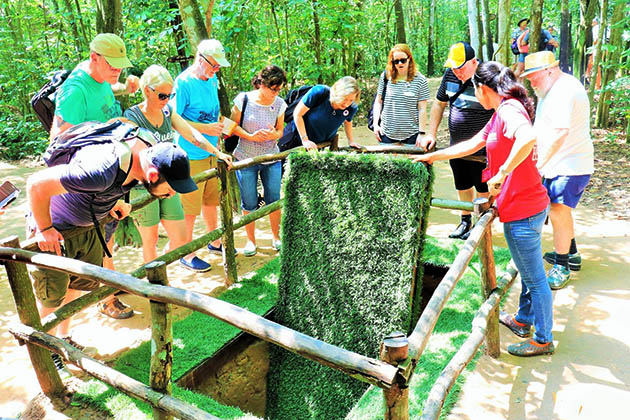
[
  {"xmin": 392, "ymin": 57, "xmax": 408, "ymax": 65},
  {"xmin": 200, "ymin": 54, "xmax": 221, "ymax": 69},
  {"xmin": 149, "ymin": 86, "xmax": 175, "ymax": 101}
]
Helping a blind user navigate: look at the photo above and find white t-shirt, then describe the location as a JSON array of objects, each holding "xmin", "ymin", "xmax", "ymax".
[{"xmin": 535, "ymin": 74, "xmax": 594, "ymax": 178}]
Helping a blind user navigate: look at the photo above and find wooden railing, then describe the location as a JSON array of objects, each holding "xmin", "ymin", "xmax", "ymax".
[{"xmin": 1, "ymin": 141, "xmax": 516, "ymax": 420}]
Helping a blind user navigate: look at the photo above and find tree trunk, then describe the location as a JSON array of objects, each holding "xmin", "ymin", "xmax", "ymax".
[
  {"xmin": 496, "ymin": 0, "xmax": 511, "ymax": 65},
  {"xmin": 467, "ymin": 0, "xmax": 482, "ymax": 58},
  {"xmin": 394, "ymin": 0, "xmax": 406, "ymax": 44},
  {"xmin": 427, "ymin": 0, "xmax": 436, "ymax": 75},
  {"xmin": 95, "ymin": 0, "xmax": 122, "ymax": 35},
  {"xmin": 61, "ymin": 0, "xmax": 82, "ymax": 53},
  {"xmin": 588, "ymin": 0, "xmax": 608, "ymax": 103},
  {"xmin": 310, "ymin": 0, "xmax": 323, "ymax": 83},
  {"xmin": 529, "ymin": 0, "xmax": 544, "ymax": 54},
  {"xmin": 573, "ymin": 0, "xmax": 598, "ymax": 82},
  {"xmin": 168, "ymin": 0, "xmax": 189, "ymax": 72},
  {"xmin": 480, "ymin": 0, "xmax": 494, "ymax": 59},
  {"xmin": 475, "ymin": 0, "xmax": 485, "ymax": 59},
  {"xmin": 73, "ymin": 0, "xmax": 90, "ymax": 45},
  {"xmin": 205, "ymin": 0, "xmax": 216, "ymax": 37},
  {"xmin": 559, "ymin": 0, "xmax": 571, "ymax": 72},
  {"xmin": 595, "ymin": 0, "xmax": 625, "ymax": 127}
]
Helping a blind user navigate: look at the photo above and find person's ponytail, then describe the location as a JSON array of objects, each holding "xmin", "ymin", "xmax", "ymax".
[{"xmin": 474, "ymin": 61, "xmax": 534, "ymax": 120}]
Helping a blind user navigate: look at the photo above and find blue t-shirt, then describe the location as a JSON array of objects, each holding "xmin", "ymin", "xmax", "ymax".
[
  {"xmin": 50, "ymin": 142, "xmax": 137, "ymax": 230},
  {"xmin": 524, "ymin": 29, "xmax": 556, "ymax": 52},
  {"xmin": 301, "ymin": 85, "xmax": 358, "ymax": 143},
  {"xmin": 170, "ymin": 67, "xmax": 220, "ymax": 160}
]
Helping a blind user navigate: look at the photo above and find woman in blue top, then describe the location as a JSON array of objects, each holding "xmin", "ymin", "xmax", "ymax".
[{"xmin": 293, "ymin": 76, "xmax": 361, "ymax": 150}]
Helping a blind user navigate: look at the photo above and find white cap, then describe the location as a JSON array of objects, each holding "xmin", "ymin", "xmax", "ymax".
[{"xmin": 197, "ymin": 39, "xmax": 230, "ymax": 67}]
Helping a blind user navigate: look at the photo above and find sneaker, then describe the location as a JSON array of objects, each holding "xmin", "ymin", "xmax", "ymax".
[
  {"xmin": 543, "ymin": 251, "xmax": 582, "ymax": 271},
  {"xmin": 207, "ymin": 242, "xmax": 238, "ymax": 256},
  {"xmin": 507, "ymin": 338, "xmax": 554, "ymax": 357},
  {"xmin": 179, "ymin": 256, "xmax": 211, "ymax": 272},
  {"xmin": 51, "ymin": 353, "xmax": 72, "ymax": 379},
  {"xmin": 459, "ymin": 229, "xmax": 471, "ymax": 240},
  {"xmin": 272, "ymin": 239, "xmax": 282, "ymax": 252},
  {"xmin": 449, "ymin": 220, "xmax": 471, "ymax": 239},
  {"xmin": 98, "ymin": 297, "xmax": 134, "ymax": 319},
  {"xmin": 548, "ymin": 264, "xmax": 571, "ymax": 290},
  {"xmin": 243, "ymin": 241, "xmax": 257, "ymax": 257},
  {"xmin": 499, "ymin": 311, "xmax": 532, "ymax": 338},
  {"xmin": 61, "ymin": 336, "xmax": 98, "ymax": 357}
]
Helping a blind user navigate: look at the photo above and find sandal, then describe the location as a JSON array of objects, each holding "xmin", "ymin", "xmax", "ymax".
[{"xmin": 98, "ymin": 297, "xmax": 134, "ymax": 319}]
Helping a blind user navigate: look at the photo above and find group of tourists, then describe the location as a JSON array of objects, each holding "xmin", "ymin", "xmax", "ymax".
[
  {"xmin": 24, "ymin": 26, "xmax": 593, "ymax": 374},
  {"xmin": 511, "ymin": 17, "xmax": 559, "ymax": 77}
]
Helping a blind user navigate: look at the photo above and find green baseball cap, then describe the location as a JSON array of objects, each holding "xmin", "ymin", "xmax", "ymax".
[{"xmin": 90, "ymin": 33, "xmax": 132, "ymax": 69}]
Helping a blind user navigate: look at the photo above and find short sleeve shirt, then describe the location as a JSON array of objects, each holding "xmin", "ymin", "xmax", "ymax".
[
  {"xmin": 480, "ymin": 99, "xmax": 549, "ymax": 222},
  {"xmin": 50, "ymin": 143, "xmax": 136, "ymax": 230},
  {"xmin": 170, "ymin": 67, "xmax": 220, "ymax": 160},
  {"xmin": 301, "ymin": 85, "xmax": 357, "ymax": 143},
  {"xmin": 436, "ymin": 68, "xmax": 494, "ymax": 152},
  {"xmin": 55, "ymin": 61, "xmax": 121, "ymax": 124},
  {"xmin": 124, "ymin": 104, "xmax": 174, "ymax": 143},
  {"xmin": 233, "ymin": 91, "xmax": 287, "ymax": 162},
  {"xmin": 377, "ymin": 72, "xmax": 430, "ymax": 140}
]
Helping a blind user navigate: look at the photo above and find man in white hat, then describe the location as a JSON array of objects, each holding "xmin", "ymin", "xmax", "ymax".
[
  {"xmin": 523, "ymin": 51, "xmax": 594, "ymax": 290},
  {"xmin": 170, "ymin": 39, "xmax": 231, "ymax": 273},
  {"xmin": 49, "ymin": 33, "xmax": 140, "ymax": 320}
]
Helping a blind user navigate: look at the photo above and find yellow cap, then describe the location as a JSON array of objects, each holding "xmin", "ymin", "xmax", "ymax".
[
  {"xmin": 90, "ymin": 33, "xmax": 132, "ymax": 69},
  {"xmin": 444, "ymin": 42, "xmax": 475, "ymax": 69}
]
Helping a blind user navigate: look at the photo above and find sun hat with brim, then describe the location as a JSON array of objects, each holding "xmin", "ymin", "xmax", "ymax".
[
  {"xmin": 198, "ymin": 39, "xmax": 231, "ymax": 67},
  {"xmin": 521, "ymin": 51, "xmax": 559, "ymax": 77},
  {"xmin": 517, "ymin": 18, "xmax": 530, "ymax": 26},
  {"xmin": 90, "ymin": 33, "xmax": 132, "ymax": 69},
  {"xmin": 444, "ymin": 42, "xmax": 476, "ymax": 69}
]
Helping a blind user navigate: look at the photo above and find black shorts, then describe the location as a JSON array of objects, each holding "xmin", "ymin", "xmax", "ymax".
[{"xmin": 449, "ymin": 158, "xmax": 489, "ymax": 193}]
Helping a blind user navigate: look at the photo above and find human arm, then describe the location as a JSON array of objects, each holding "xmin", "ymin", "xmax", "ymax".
[
  {"xmin": 372, "ymin": 94, "xmax": 383, "ymax": 141},
  {"xmin": 420, "ymin": 100, "xmax": 447, "ymax": 151},
  {"xmin": 26, "ymin": 167, "xmax": 68, "ymax": 255},
  {"xmin": 293, "ymin": 101, "xmax": 317, "ymax": 151},
  {"xmin": 417, "ymin": 100, "xmax": 428, "ymax": 135},
  {"xmin": 111, "ymin": 75, "xmax": 140, "ymax": 96},
  {"xmin": 412, "ymin": 131, "xmax": 486, "ymax": 164},
  {"xmin": 171, "ymin": 111, "xmax": 232, "ymax": 167},
  {"xmin": 343, "ymin": 120, "xmax": 359, "ymax": 148}
]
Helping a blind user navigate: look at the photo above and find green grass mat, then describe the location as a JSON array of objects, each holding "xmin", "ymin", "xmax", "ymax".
[{"xmin": 267, "ymin": 152, "xmax": 433, "ymax": 420}]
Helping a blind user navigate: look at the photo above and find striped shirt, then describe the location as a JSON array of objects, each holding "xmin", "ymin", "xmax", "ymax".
[
  {"xmin": 436, "ymin": 68, "xmax": 494, "ymax": 150},
  {"xmin": 377, "ymin": 72, "xmax": 430, "ymax": 140}
]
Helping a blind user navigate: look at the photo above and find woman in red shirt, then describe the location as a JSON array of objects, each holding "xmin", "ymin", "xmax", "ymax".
[{"xmin": 414, "ymin": 61, "xmax": 553, "ymax": 357}]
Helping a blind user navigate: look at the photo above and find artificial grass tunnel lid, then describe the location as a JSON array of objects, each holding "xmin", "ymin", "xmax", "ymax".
[{"xmin": 268, "ymin": 151, "xmax": 433, "ymax": 420}]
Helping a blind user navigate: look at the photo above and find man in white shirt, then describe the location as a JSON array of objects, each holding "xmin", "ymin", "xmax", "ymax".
[{"xmin": 523, "ymin": 51, "xmax": 594, "ymax": 290}]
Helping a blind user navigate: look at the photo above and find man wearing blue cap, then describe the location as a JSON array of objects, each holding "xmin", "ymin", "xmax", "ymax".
[
  {"xmin": 27, "ymin": 133, "xmax": 196, "ymax": 373},
  {"xmin": 420, "ymin": 42, "xmax": 494, "ymax": 240}
]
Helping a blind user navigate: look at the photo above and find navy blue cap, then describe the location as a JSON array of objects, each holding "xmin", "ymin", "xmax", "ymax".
[{"xmin": 146, "ymin": 143, "xmax": 197, "ymax": 194}]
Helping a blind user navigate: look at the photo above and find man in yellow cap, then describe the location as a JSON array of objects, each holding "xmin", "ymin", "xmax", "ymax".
[
  {"xmin": 48, "ymin": 33, "xmax": 140, "ymax": 320},
  {"xmin": 523, "ymin": 51, "xmax": 594, "ymax": 290},
  {"xmin": 420, "ymin": 41, "xmax": 494, "ymax": 240}
]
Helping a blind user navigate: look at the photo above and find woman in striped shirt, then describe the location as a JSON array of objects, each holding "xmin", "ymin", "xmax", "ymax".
[{"xmin": 372, "ymin": 44, "xmax": 430, "ymax": 146}]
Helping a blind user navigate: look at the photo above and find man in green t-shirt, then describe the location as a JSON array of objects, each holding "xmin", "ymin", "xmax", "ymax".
[{"xmin": 49, "ymin": 33, "xmax": 139, "ymax": 321}]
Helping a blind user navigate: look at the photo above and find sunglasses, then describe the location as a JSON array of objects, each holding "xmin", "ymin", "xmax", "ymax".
[
  {"xmin": 200, "ymin": 54, "xmax": 221, "ymax": 69},
  {"xmin": 267, "ymin": 85, "xmax": 283, "ymax": 93},
  {"xmin": 392, "ymin": 58, "xmax": 408, "ymax": 65},
  {"xmin": 149, "ymin": 86, "xmax": 175, "ymax": 101}
]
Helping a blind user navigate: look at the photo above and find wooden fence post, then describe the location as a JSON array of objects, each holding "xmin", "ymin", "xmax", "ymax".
[
  {"xmin": 473, "ymin": 198, "xmax": 500, "ymax": 358},
  {"xmin": 330, "ymin": 134, "xmax": 340, "ymax": 151},
  {"xmin": 217, "ymin": 160, "xmax": 238, "ymax": 285},
  {"xmin": 147, "ymin": 261, "xmax": 173, "ymax": 420},
  {"xmin": 1, "ymin": 236, "xmax": 65, "ymax": 397},
  {"xmin": 381, "ymin": 331, "xmax": 409, "ymax": 420}
]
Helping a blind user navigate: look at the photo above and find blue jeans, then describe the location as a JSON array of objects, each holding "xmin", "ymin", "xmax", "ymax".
[
  {"xmin": 236, "ymin": 161, "xmax": 282, "ymax": 211},
  {"xmin": 503, "ymin": 207, "xmax": 553, "ymax": 344}
]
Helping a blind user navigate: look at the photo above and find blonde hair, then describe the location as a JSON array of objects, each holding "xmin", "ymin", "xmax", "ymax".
[
  {"xmin": 140, "ymin": 65, "xmax": 173, "ymax": 99},
  {"xmin": 330, "ymin": 76, "xmax": 361, "ymax": 106},
  {"xmin": 386, "ymin": 44, "xmax": 418, "ymax": 83}
]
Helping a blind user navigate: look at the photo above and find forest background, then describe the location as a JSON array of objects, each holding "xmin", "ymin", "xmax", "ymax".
[{"xmin": 0, "ymin": 0, "xmax": 628, "ymax": 161}]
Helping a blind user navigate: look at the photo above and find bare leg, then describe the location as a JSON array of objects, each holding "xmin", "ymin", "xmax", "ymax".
[
  {"xmin": 40, "ymin": 288, "xmax": 82, "ymax": 337},
  {"xmin": 242, "ymin": 210, "xmax": 256, "ymax": 244},
  {"xmin": 137, "ymin": 224, "xmax": 159, "ymax": 263},
  {"xmin": 456, "ymin": 188, "xmax": 475, "ymax": 216},
  {"xmin": 269, "ymin": 209, "xmax": 281, "ymax": 241},
  {"xmin": 201, "ymin": 204, "xmax": 220, "ymax": 248},
  {"xmin": 161, "ymin": 219, "xmax": 188, "ymax": 253},
  {"xmin": 183, "ymin": 214, "xmax": 198, "ymax": 261},
  {"xmin": 549, "ymin": 202, "xmax": 574, "ymax": 254}
]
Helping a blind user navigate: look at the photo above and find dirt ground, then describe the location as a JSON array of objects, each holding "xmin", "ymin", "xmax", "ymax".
[{"xmin": 1, "ymin": 82, "xmax": 629, "ymax": 419}]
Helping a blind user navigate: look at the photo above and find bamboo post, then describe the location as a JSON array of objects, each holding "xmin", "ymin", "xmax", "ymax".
[
  {"xmin": 217, "ymin": 159, "xmax": 237, "ymax": 285},
  {"xmin": 147, "ymin": 261, "xmax": 173, "ymax": 420},
  {"xmin": 473, "ymin": 198, "xmax": 499, "ymax": 358},
  {"xmin": 381, "ymin": 331, "xmax": 409, "ymax": 420},
  {"xmin": 0, "ymin": 236, "xmax": 65, "ymax": 397}
]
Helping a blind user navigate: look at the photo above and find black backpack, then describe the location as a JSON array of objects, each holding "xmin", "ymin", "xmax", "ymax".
[
  {"xmin": 367, "ymin": 71, "xmax": 388, "ymax": 131},
  {"xmin": 223, "ymin": 93, "xmax": 248, "ymax": 153},
  {"xmin": 283, "ymin": 85, "xmax": 313, "ymax": 124},
  {"xmin": 31, "ymin": 69, "xmax": 71, "ymax": 133}
]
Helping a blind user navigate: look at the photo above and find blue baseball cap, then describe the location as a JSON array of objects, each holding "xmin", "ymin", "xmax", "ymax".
[{"xmin": 146, "ymin": 143, "xmax": 197, "ymax": 194}]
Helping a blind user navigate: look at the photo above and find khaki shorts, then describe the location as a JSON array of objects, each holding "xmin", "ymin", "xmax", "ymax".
[
  {"xmin": 180, "ymin": 156, "xmax": 220, "ymax": 215},
  {"xmin": 30, "ymin": 228, "xmax": 104, "ymax": 308}
]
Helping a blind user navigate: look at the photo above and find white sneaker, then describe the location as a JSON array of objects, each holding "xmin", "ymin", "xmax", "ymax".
[
  {"xmin": 243, "ymin": 241, "xmax": 257, "ymax": 257},
  {"xmin": 272, "ymin": 239, "xmax": 282, "ymax": 251}
]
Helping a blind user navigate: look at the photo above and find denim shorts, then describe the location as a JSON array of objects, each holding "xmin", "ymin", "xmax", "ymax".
[
  {"xmin": 543, "ymin": 174, "xmax": 591, "ymax": 208},
  {"xmin": 518, "ymin": 52, "xmax": 528, "ymax": 63},
  {"xmin": 236, "ymin": 161, "xmax": 282, "ymax": 211}
]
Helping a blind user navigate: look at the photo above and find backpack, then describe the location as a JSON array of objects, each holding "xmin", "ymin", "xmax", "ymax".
[
  {"xmin": 367, "ymin": 71, "xmax": 388, "ymax": 131},
  {"xmin": 31, "ymin": 69, "xmax": 71, "ymax": 133},
  {"xmin": 517, "ymin": 30, "xmax": 529, "ymax": 53},
  {"xmin": 223, "ymin": 93, "xmax": 248, "ymax": 153},
  {"xmin": 283, "ymin": 85, "xmax": 313, "ymax": 124},
  {"xmin": 511, "ymin": 38, "xmax": 520, "ymax": 55}
]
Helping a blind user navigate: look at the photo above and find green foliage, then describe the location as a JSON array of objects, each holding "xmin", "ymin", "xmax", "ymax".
[
  {"xmin": 0, "ymin": 113, "xmax": 48, "ymax": 160},
  {"xmin": 267, "ymin": 152, "xmax": 433, "ymax": 420}
]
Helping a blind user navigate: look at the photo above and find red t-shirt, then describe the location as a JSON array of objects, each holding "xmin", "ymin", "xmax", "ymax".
[{"xmin": 480, "ymin": 99, "xmax": 549, "ymax": 223}]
